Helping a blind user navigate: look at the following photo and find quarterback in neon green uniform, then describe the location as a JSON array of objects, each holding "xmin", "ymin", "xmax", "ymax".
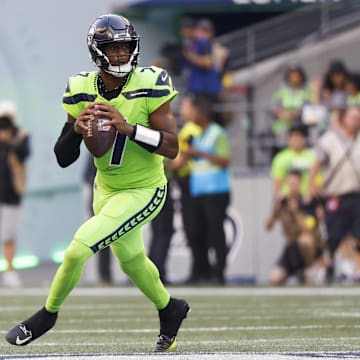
[{"xmin": 6, "ymin": 14, "xmax": 190, "ymax": 352}]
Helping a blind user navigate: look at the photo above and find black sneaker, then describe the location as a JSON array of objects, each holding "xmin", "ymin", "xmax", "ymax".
[
  {"xmin": 6, "ymin": 307, "xmax": 58, "ymax": 346},
  {"xmin": 155, "ymin": 298, "xmax": 190, "ymax": 352}
]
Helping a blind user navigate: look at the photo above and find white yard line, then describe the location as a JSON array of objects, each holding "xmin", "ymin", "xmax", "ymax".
[
  {"xmin": 1, "ymin": 324, "xmax": 359, "ymax": 335},
  {"xmin": 2, "ymin": 337, "xmax": 360, "ymax": 347},
  {"xmin": 2, "ymin": 287, "xmax": 360, "ymax": 297},
  {"xmin": 3, "ymin": 352, "xmax": 360, "ymax": 360}
]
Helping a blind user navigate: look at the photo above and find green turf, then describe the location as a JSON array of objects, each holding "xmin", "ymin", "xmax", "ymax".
[{"xmin": 1, "ymin": 287, "xmax": 359, "ymax": 356}]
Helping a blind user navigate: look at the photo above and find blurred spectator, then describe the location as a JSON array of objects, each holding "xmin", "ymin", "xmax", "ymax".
[
  {"xmin": 265, "ymin": 170, "xmax": 324, "ymax": 285},
  {"xmin": 171, "ymin": 96, "xmax": 202, "ymax": 280},
  {"xmin": 146, "ymin": 54, "xmax": 179, "ymax": 284},
  {"xmin": 308, "ymin": 106, "xmax": 360, "ymax": 283},
  {"xmin": 180, "ymin": 17, "xmax": 196, "ymax": 65},
  {"xmin": 271, "ymin": 65, "xmax": 312, "ymax": 154},
  {"xmin": 335, "ymin": 235, "xmax": 360, "ymax": 283},
  {"xmin": 182, "ymin": 94, "xmax": 231, "ymax": 285},
  {"xmin": 148, "ymin": 160, "xmax": 175, "ymax": 285},
  {"xmin": 183, "ymin": 18, "xmax": 223, "ymax": 98},
  {"xmin": 82, "ymin": 154, "xmax": 113, "ymax": 286},
  {"xmin": 271, "ymin": 124, "xmax": 318, "ymax": 199},
  {"xmin": 160, "ymin": 17, "xmax": 229, "ymax": 126},
  {"xmin": 301, "ymin": 77, "xmax": 329, "ymax": 144},
  {"xmin": 149, "ymin": 57, "xmax": 172, "ymax": 74},
  {"xmin": 158, "ymin": 17, "xmax": 196, "ymax": 78},
  {"xmin": 0, "ymin": 100, "xmax": 30, "ymax": 287},
  {"xmin": 321, "ymin": 59, "xmax": 349, "ymax": 111},
  {"xmin": 346, "ymin": 72, "xmax": 360, "ymax": 106}
]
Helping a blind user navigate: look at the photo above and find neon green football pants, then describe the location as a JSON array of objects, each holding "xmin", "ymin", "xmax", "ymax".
[{"xmin": 45, "ymin": 184, "xmax": 170, "ymax": 312}]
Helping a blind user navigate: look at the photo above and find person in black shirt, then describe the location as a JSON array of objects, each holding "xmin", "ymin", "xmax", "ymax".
[{"xmin": 0, "ymin": 101, "xmax": 30, "ymax": 287}]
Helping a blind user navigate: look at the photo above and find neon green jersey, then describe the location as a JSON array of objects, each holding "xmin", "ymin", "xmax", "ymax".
[
  {"xmin": 271, "ymin": 147, "xmax": 315, "ymax": 195},
  {"xmin": 62, "ymin": 66, "xmax": 178, "ymax": 191},
  {"xmin": 271, "ymin": 85, "xmax": 312, "ymax": 135}
]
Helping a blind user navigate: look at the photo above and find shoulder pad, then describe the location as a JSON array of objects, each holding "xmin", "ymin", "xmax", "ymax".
[
  {"xmin": 63, "ymin": 71, "xmax": 97, "ymax": 105},
  {"xmin": 135, "ymin": 66, "xmax": 171, "ymax": 87},
  {"xmin": 67, "ymin": 71, "xmax": 97, "ymax": 94}
]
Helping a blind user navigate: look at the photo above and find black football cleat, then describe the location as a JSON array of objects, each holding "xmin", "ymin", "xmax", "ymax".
[
  {"xmin": 155, "ymin": 298, "xmax": 190, "ymax": 352},
  {"xmin": 6, "ymin": 307, "xmax": 58, "ymax": 346}
]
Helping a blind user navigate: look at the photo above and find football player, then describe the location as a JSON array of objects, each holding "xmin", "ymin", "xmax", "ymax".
[{"xmin": 6, "ymin": 14, "xmax": 190, "ymax": 352}]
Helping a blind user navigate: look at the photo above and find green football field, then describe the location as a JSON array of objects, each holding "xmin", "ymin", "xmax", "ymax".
[{"xmin": 1, "ymin": 287, "xmax": 360, "ymax": 359}]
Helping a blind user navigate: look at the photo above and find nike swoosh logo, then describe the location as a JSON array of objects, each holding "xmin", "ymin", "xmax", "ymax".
[
  {"xmin": 16, "ymin": 335, "xmax": 32, "ymax": 345},
  {"xmin": 161, "ymin": 73, "xmax": 168, "ymax": 82}
]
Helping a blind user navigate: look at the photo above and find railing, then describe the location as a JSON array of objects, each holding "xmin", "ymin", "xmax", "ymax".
[{"xmin": 218, "ymin": 0, "xmax": 360, "ymax": 69}]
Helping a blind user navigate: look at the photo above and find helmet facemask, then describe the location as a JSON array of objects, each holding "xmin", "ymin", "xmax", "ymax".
[{"xmin": 97, "ymin": 40, "xmax": 139, "ymax": 78}]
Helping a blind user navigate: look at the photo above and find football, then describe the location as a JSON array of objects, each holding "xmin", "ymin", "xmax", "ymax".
[{"xmin": 83, "ymin": 116, "xmax": 116, "ymax": 157}]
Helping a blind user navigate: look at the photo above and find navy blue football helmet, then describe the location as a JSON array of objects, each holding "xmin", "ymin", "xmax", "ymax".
[{"xmin": 87, "ymin": 14, "xmax": 140, "ymax": 77}]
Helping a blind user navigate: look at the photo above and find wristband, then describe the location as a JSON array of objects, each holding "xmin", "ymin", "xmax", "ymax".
[
  {"xmin": 132, "ymin": 124, "xmax": 161, "ymax": 147},
  {"xmin": 130, "ymin": 124, "xmax": 163, "ymax": 152}
]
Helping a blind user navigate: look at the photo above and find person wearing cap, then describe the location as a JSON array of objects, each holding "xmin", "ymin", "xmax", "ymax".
[
  {"xmin": 183, "ymin": 18, "xmax": 222, "ymax": 99},
  {"xmin": 0, "ymin": 100, "xmax": 30, "ymax": 287}
]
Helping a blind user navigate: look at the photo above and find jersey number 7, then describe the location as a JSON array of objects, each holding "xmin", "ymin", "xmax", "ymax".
[{"xmin": 109, "ymin": 132, "xmax": 128, "ymax": 166}]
